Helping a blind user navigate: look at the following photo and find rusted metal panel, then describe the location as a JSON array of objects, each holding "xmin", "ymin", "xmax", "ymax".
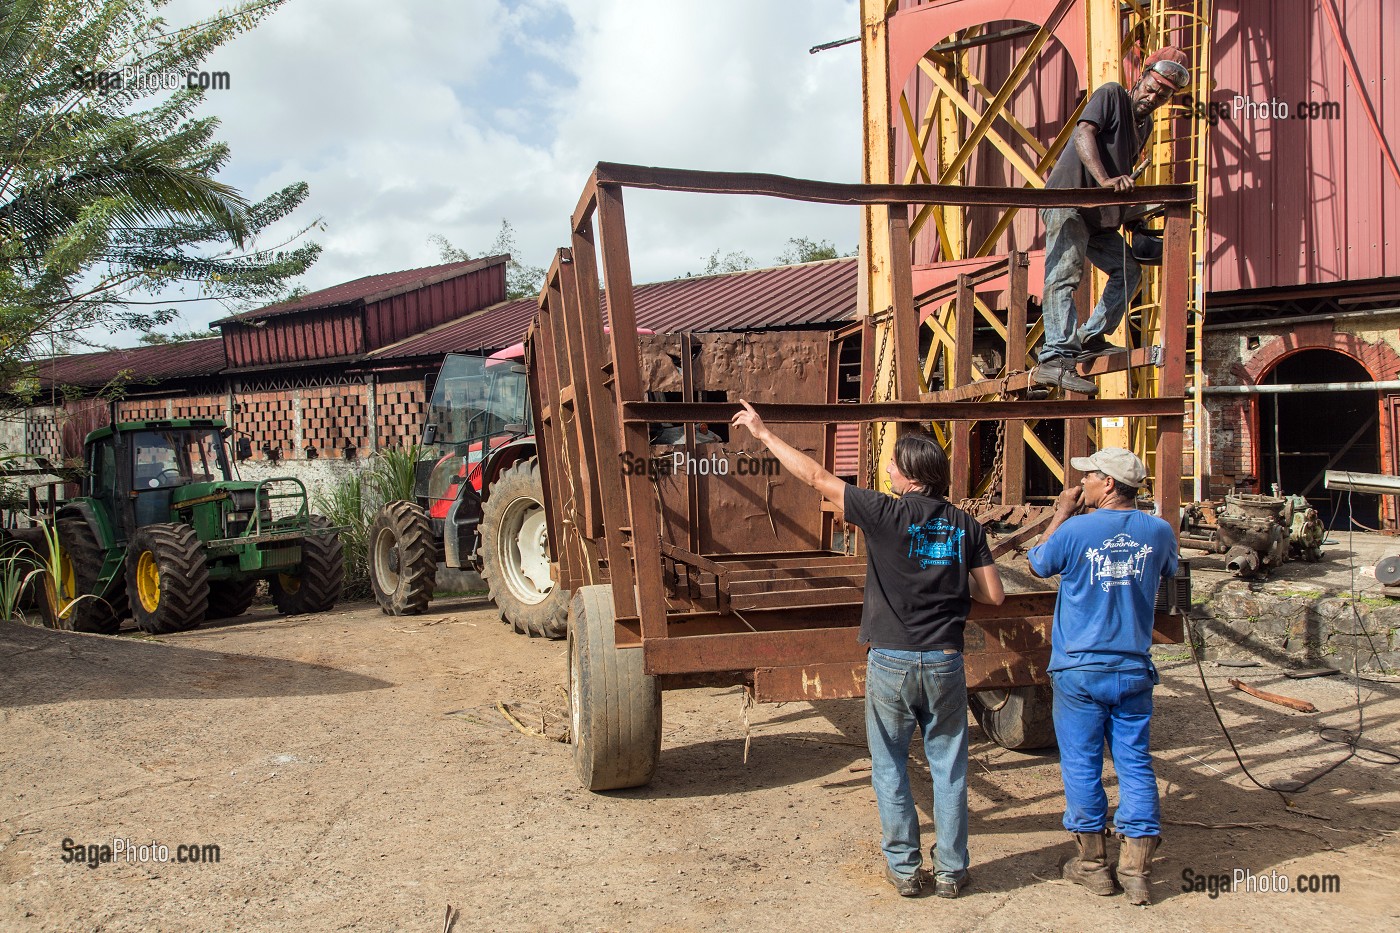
[{"xmin": 753, "ymin": 663, "xmax": 867, "ymax": 702}]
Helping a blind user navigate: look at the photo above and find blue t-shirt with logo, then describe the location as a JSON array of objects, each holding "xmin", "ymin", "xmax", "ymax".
[{"xmin": 1027, "ymin": 507, "xmax": 1178, "ymax": 672}]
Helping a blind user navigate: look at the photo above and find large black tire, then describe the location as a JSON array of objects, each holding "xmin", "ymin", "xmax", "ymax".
[
  {"xmin": 126, "ymin": 523, "xmax": 209, "ymax": 634},
  {"xmin": 205, "ymin": 578, "xmax": 258, "ymax": 621},
  {"xmin": 369, "ymin": 500, "xmax": 436, "ymax": 616},
  {"xmin": 44, "ymin": 516, "xmax": 121, "ymax": 635},
  {"xmin": 568, "ymin": 585, "xmax": 661, "ymax": 791},
  {"xmin": 480, "ymin": 459, "xmax": 567, "ymax": 638},
  {"xmin": 271, "ymin": 516, "xmax": 345, "ymax": 615},
  {"xmin": 970, "ymin": 685, "xmax": 1057, "ymax": 751}
]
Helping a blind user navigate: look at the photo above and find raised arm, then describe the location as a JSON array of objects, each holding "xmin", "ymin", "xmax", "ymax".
[{"xmin": 730, "ymin": 400, "xmax": 847, "ymax": 507}]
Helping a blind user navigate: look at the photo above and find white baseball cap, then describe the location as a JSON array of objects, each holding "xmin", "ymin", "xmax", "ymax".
[{"xmin": 1071, "ymin": 448, "xmax": 1148, "ymax": 489}]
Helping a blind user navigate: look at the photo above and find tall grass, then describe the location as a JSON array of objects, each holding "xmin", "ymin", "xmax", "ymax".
[
  {"xmin": 313, "ymin": 444, "xmax": 425, "ymax": 600},
  {"xmin": 0, "ymin": 547, "xmax": 40, "ymax": 622}
]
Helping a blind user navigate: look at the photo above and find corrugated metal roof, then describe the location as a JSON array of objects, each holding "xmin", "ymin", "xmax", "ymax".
[
  {"xmin": 32, "ymin": 338, "xmax": 225, "ymax": 390},
  {"xmin": 369, "ymin": 257, "xmax": 859, "ymax": 360},
  {"xmin": 213, "ymin": 255, "xmax": 508, "ymax": 324}
]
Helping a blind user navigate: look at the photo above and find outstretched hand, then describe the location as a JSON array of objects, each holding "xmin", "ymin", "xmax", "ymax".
[{"xmin": 730, "ymin": 399, "xmax": 768, "ymax": 441}]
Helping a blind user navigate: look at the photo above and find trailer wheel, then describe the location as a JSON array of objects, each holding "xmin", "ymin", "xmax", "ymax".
[
  {"xmin": 126, "ymin": 523, "xmax": 209, "ymax": 634},
  {"xmin": 970, "ymin": 685, "xmax": 1057, "ymax": 751},
  {"xmin": 480, "ymin": 459, "xmax": 567, "ymax": 638},
  {"xmin": 369, "ymin": 500, "xmax": 437, "ymax": 616},
  {"xmin": 271, "ymin": 516, "xmax": 345, "ymax": 615},
  {"xmin": 205, "ymin": 579, "xmax": 258, "ymax": 620},
  {"xmin": 43, "ymin": 516, "xmax": 121, "ymax": 635},
  {"xmin": 568, "ymin": 585, "xmax": 661, "ymax": 791}
]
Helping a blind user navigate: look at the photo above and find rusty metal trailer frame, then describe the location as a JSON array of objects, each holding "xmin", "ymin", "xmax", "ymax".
[{"xmin": 530, "ymin": 162, "xmax": 1190, "ymax": 709}]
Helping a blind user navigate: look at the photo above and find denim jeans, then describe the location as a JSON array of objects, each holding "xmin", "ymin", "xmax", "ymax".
[
  {"xmin": 1050, "ymin": 667, "xmax": 1160, "ymax": 838},
  {"xmin": 1038, "ymin": 207, "xmax": 1143, "ymax": 362},
  {"xmin": 865, "ymin": 648, "xmax": 970, "ymax": 883}
]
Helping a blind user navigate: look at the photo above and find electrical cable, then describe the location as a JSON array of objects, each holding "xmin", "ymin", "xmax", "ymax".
[{"xmin": 1184, "ymin": 486, "xmax": 1398, "ymax": 806}]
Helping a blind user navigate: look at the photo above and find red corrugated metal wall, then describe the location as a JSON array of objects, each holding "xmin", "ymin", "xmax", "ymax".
[
  {"xmin": 364, "ymin": 270, "xmax": 505, "ymax": 349},
  {"xmin": 1207, "ymin": 0, "xmax": 1399, "ymax": 292},
  {"xmin": 891, "ymin": 0, "xmax": 1399, "ymax": 293},
  {"xmin": 224, "ymin": 308, "xmax": 365, "ymax": 369}
]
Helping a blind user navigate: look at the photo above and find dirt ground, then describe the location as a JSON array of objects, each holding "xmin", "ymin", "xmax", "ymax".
[{"xmin": 2, "ymin": 595, "xmax": 1398, "ymax": 932}]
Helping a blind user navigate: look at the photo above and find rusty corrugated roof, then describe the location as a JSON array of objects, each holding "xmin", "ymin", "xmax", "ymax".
[
  {"xmin": 213, "ymin": 255, "xmax": 508, "ymax": 325},
  {"xmin": 369, "ymin": 257, "xmax": 859, "ymax": 360},
  {"xmin": 33, "ymin": 338, "xmax": 226, "ymax": 390}
]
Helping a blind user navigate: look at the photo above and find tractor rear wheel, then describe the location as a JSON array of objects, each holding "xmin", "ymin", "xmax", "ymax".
[
  {"xmin": 44, "ymin": 516, "xmax": 121, "ymax": 635},
  {"xmin": 271, "ymin": 516, "xmax": 345, "ymax": 615},
  {"xmin": 369, "ymin": 500, "xmax": 436, "ymax": 615},
  {"xmin": 126, "ymin": 523, "xmax": 209, "ymax": 634},
  {"xmin": 970, "ymin": 685, "xmax": 1057, "ymax": 751},
  {"xmin": 480, "ymin": 459, "xmax": 567, "ymax": 638},
  {"xmin": 568, "ymin": 585, "xmax": 661, "ymax": 791},
  {"xmin": 205, "ymin": 578, "xmax": 258, "ymax": 621}
]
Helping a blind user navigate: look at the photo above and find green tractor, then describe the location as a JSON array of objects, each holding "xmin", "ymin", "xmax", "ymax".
[{"xmin": 48, "ymin": 418, "xmax": 344, "ymax": 635}]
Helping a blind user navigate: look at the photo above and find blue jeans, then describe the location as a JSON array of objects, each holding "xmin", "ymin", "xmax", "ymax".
[
  {"xmin": 865, "ymin": 648, "xmax": 970, "ymax": 883},
  {"xmin": 1051, "ymin": 667, "xmax": 1160, "ymax": 838},
  {"xmin": 1038, "ymin": 207, "xmax": 1142, "ymax": 362}
]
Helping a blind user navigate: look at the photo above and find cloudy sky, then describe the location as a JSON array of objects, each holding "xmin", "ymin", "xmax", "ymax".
[{"xmin": 128, "ymin": 0, "xmax": 864, "ymax": 344}]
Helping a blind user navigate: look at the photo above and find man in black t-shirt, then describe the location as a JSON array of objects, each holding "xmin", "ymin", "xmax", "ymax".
[
  {"xmin": 730, "ymin": 403, "xmax": 1004, "ymax": 899},
  {"xmin": 1031, "ymin": 48, "xmax": 1191, "ymax": 396}
]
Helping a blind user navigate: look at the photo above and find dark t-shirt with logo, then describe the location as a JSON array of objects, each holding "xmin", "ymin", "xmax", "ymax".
[
  {"xmin": 1046, "ymin": 82, "xmax": 1153, "ymax": 232},
  {"xmin": 843, "ymin": 486, "xmax": 995, "ymax": 651}
]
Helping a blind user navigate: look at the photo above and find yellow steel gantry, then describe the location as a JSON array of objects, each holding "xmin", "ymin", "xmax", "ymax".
[{"xmin": 859, "ymin": 0, "xmax": 1213, "ymax": 503}]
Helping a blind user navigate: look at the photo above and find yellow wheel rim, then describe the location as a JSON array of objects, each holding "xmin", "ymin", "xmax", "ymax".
[
  {"xmin": 136, "ymin": 550, "xmax": 161, "ymax": 613},
  {"xmin": 59, "ymin": 552, "xmax": 76, "ymax": 601},
  {"xmin": 278, "ymin": 573, "xmax": 301, "ymax": 595}
]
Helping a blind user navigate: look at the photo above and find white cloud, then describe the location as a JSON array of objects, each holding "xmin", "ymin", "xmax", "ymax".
[{"xmin": 119, "ymin": 0, "xmax": 862, "ymax": 342}]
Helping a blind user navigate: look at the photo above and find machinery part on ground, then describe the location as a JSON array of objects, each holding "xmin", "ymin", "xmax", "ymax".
[
  {"xmin": 969, "ymin": 685, "xmax": 1056, "ymax": 751},
  {"xmin": 369, "ymin": 500, "xmax": 437, "ymax": 616},
  {"xmin": 126, "ymin": 523, "xmax": 210, "ymax": 634},
  {"xmin": 43, "ymin": 517, "xmax": 122, "ymax": 635},
  {"xmin": 270, "ymin": 515, "xmax": 345, "ymax": 615},
  {"xmin": 568, "ymin": 585, "xmax": 661, "ymax": 790},
  {"xmin": 205, "ymin": 578, "xmax": 258, "ymax": 621},
  {"xmin": 1284, "ymin": 494, "xmax": 1324, "ymax": 562},
  {"xmin": 1214, "ymin": 494, "xmax": 1292, "ymax": 578},
  {"xmin": 1376, "ymin": 555, "xmax": 1400, "ymax": 588},
  {"xmin": 479, "ymin": 459, "xmax": 567, "ymax": 639}
]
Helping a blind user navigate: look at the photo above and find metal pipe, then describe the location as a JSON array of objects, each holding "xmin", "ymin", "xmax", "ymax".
[
  {"xmin": 1324, "ymin": 470, "xmax": 1400, "ymax": 495},
  {"xmin": 1191, "ymin": 380, "xmax": 1400, "ymax": 395},
  {"xmin": 1225, "ymin": 545, "xmax": 1259, "ymax": 575}
]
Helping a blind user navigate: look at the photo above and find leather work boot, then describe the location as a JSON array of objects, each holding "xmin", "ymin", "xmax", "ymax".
[
  {"xmin": 1116, "ymin": 834, "xmax": 1161, "ymax": 905},
  {"xmin": 1077, "ymin": 335, "xmax": 1125, "ymax": 358},
  {"xmin": 1060, "ymin": 831, "xmax": 1116, "ymax": 896},
  {"xmin": 1031, "ymin": 357, "xmax": 1098, "ymax": 395}
]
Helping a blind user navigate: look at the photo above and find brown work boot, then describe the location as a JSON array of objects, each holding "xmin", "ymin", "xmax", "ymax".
[
  {"xmin": 1060, "ymin": 831, "xmax": 1116, "ymax": 896},
  {"xmin": 1115, "ymin": 834, "xmax": 1161, "ymax": 905}
]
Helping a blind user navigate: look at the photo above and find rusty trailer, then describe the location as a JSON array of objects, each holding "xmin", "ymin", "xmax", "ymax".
[{"xmin": 529, "ymin": 163, "xmax": 1192, "ymax": 790}]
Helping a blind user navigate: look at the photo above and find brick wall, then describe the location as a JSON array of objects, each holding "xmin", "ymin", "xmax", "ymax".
[
  {"xmin": 234, "ymin": 391, "xmax": 298, "ymax": 461},
  {"xmin": 376, "ymin": 380, "xmax": 426, "ymax": 450},
  {"xmin": 300, "ymin": 385, "xmax": 370, "ymax": 459}
]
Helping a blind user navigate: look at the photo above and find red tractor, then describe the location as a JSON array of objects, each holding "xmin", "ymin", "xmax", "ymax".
[{"xmin": 367, "ymin": 348, "xmax": 566, "ymax": 637}]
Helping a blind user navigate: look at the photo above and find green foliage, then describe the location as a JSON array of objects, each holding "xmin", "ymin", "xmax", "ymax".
[
  {"xmin": 775, "ymin": 237, "xmax": 849, "ymax": 264},
  {"xmin": 364, "ymin": 442, "xmax": 422, "ymax": 506},
  {"xmin": 313, "ymin": 468, "xmax": 371, "ymax": 600},
  {"xmin": 430, "ymin": 220, "xmax": 545, "ymax": 301},
  {"xmin": 313, "ymin": 444, "xmax": 424, "ymax": 598},
  {"xmin": 699, "ymin": 249, "xmax": 755, "ymax": 276},
  {"xmin": 0, "ymin": 546, "xmax": 41, "ymax": 622},
  {"xmin": 0, "ymin": 0, "xmax": 320, "ymax": 384}
]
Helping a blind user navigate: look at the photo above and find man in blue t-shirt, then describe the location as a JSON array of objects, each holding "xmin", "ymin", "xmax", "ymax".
[
  {"xmin": 730, "ymin": 402, "xmax": 1004, "ymax": 899},
  {"xmin": 1031, "ymin": 48, "xmax": 1191, "ymax": 396},
  {"xmin": 1028, "ymin": 447, "xmax": 1177, "ymax": 905}
]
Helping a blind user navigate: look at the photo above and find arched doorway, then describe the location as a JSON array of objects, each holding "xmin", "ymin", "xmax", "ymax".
[{"xmin": 1257, "ymin": 349, "xmax": 1380, "ymax": 529}]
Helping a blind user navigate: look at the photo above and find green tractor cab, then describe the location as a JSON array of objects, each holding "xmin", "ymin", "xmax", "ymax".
[{"xmin": 50, "ymin": 418, "xmax": 344, "ymax": 635}]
